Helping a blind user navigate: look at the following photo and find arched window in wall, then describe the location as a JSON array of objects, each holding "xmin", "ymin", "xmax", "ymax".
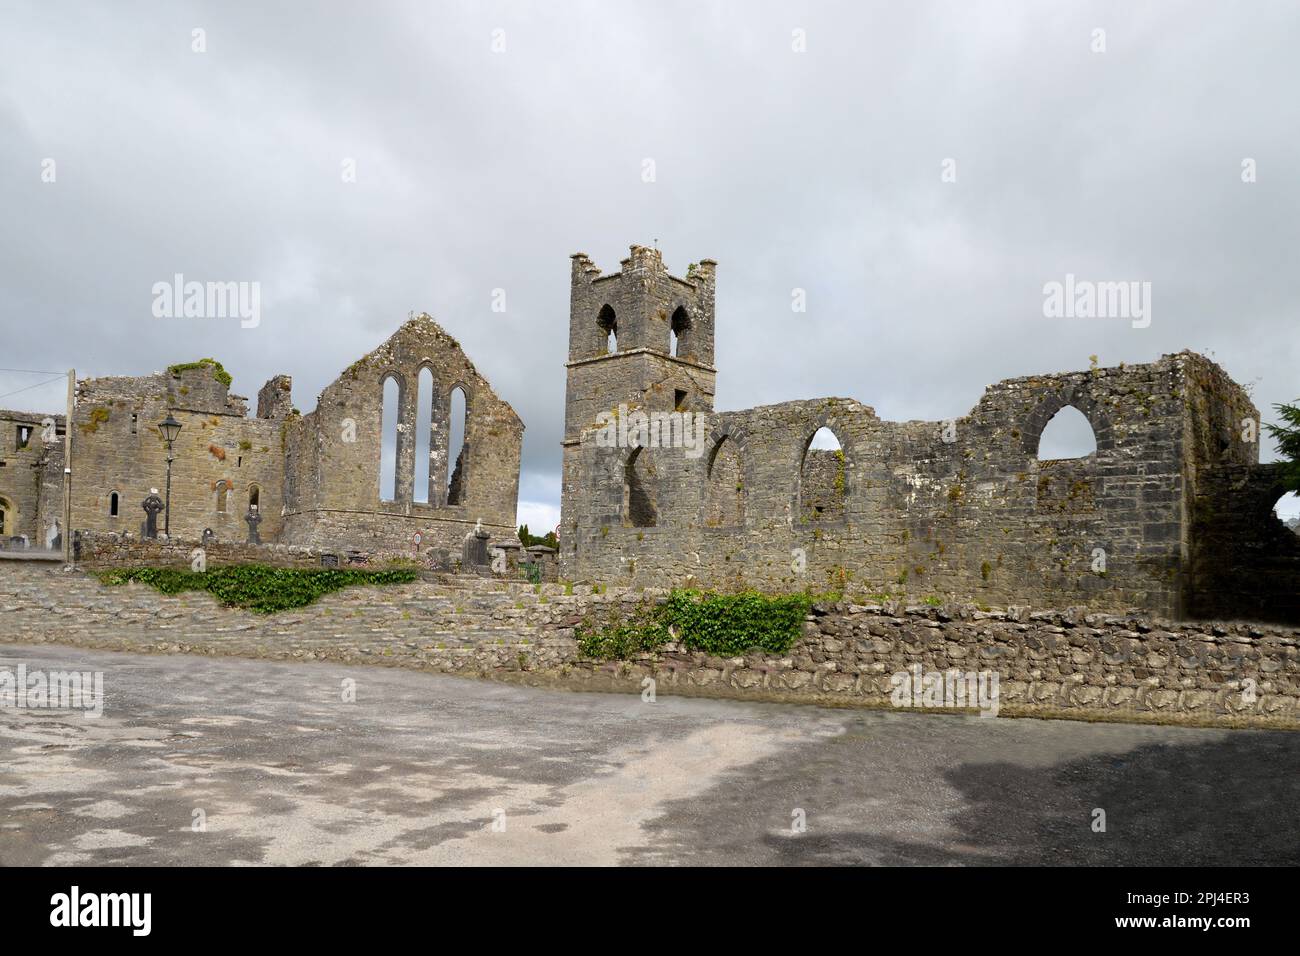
[
  {"xmin": 670, "ymin": 306, "xmax": 690, "ymax": 358},
  {"xmin": 413, "ymin": 367, "xmax": 434, "ymax": 503},
  {"xmin": 623, "ymin": 447, "xmax": 657, "ymax": 527},
  {"xmin": 446, "ymin": 386, "xmax": 467, "ymax": 506},
  {"xmin": 109, "ymin": 491, "xmax": 119, "ymax": 517},
  {"xmin": 705, "ymin": 437, "xmax": 743, "ymax": 527},
  {"xmin": 1036, "ymin": 405, "xmax": 1097, "ymax": 460},
  {"xmin": 597, "ymin": 304, "xmax": 617, "ymax": 354},
  {"xmin": 1272, "ymin": 492, "xmax": 1300, "ymax": 532},
  {"xmin": 0, "ymin": 498, "xmax": 9, "ymax": 535},
  {"xmin": 379, "ymin": 375, "xmax": 401, "ymax": 502},
  {"xmin": 799, "ymin": 427, "xmax": 845, "ymax": 523},
  {"xmin": 248, "ymin": 484, "xmax": 260, "ymax": 512},
  {"xmin": 216, "ymin": 480, "xmax": 230, "ymax": 514}
]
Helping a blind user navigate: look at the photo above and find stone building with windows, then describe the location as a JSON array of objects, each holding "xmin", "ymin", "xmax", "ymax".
[
  {"xmin": 0, "ymin": 409, "xmax": 65, "ymax": 549},
  {"xmin": 560, "ymin": 244, "xmax": 1300, "ymax": 623},
  {"xmin": 0, "ymin": 315, "xmax": 523, "ymax": 563}
]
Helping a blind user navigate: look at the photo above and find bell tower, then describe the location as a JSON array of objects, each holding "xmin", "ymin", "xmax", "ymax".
[
  {"xmin": 559, "ymin": 244, "xmax": 717, "ymax": 562},
  {"xmin": 562, "ymin": 244, "xmax": 716, "ymax": 444}
]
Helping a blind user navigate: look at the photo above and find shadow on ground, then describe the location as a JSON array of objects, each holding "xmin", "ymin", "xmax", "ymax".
[{"xmin": 631, "ymin": 722, "xmax": 1300, "ymax": 866}]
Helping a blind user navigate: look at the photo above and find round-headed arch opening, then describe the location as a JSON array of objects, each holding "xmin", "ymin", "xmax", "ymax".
[
  {"xmin": 799, "ymin": 427, "xmax": 845, "ymax": 523},
  {"xmin": 670, "ymin": 305, "xmax": 691, "ymax": 358},
  {"xmin": 597, "ymin": 304, "xmax": 617, "ymax": 354},
  {"xmin": 1273, "ymin": 491, "xmax": 1300, "ymax": 534}
]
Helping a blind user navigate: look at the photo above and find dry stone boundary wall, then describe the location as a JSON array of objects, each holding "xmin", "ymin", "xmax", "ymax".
[{"xmin": 1, "ymin": 564, "xmax": 1294, "ymax": 729}]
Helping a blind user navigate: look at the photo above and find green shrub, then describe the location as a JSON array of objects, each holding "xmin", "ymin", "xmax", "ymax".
[
  {"xmin": 661, "ymin": 590, "xmax": 812, "ymax": 656},
  {"xmin": 576, "ymin": 589, "xmax": 813, "ymax": 661},
  {"xmin": 575, "ymin": 606, "xmax": 669, "ymax": 660},
  {"xmin": 95, "ymin": 565, "xmax": 417, "ymax": 613}
]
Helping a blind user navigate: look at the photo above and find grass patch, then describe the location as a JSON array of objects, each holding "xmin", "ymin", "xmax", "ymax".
[{"xmin": 95, "ymin": 564, "xmax": 418, "ymax": 613}]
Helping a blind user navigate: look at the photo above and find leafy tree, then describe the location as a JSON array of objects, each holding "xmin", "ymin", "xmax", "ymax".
[
  {"xmin": 1265, "ymin": 401, "xmax": 1300, "ymax": 492},
  {"xmin": 518, "ymin": 524, "xmax": 558, "ymax": 549}
]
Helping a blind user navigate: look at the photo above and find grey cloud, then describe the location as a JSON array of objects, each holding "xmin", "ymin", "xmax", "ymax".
[{"xmin": 2, "ymin": 0, "xmax": 1297, "ymax": 519}]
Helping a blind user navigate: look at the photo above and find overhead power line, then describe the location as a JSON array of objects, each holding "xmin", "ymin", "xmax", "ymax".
[{"xmin": 0, "ymin": 374, "xmax": 67, "ymax": 403}]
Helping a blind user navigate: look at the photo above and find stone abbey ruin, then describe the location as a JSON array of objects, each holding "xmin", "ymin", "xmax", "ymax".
[
  {"xmin": 0, "ymin": 317, "xmax": 523, "ymax": 568},
  {"xmin": 2, "ymin": 243, "xmax": 1298, "ymax": 626},
  {"xmin": 559, "ymin": 245, "xmax": 1299, "ymax": 625}
]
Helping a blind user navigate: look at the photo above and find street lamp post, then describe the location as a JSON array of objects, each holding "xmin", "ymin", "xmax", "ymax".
[{"xmin": 158, "ymin": 414, "xmax": 182, "ymax": 538}]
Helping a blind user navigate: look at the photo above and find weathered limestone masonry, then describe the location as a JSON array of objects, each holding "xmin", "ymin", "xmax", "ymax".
[
  {"xmin": 0, "ymin": 314, "xmax": 523, "ymax": 565},
  {"xmin": 1, "ymin": 564, "xmax": 1294, "ymax": 728},
  {"xmin": 560, "ymin": 245, "xmax": 1300, "ymax": 624},
  {"xmin": 71, "ymin": 366, "xmax": 285, "ymax": 543},
  {"xmin": 75, "ymin": 531, "xmax": 325, "ymax": 570},
  {"xmin": 0, "ymin": 410, "xmax": 65, "ymax": 547},
  {"xmin": 280, "ymin": 316, "xmax": 523, "ymax": 556}
]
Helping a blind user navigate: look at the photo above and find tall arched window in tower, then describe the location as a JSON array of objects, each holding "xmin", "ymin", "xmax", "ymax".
[
  {"xmin": 597, "ymin": 304, "xmax": 617, "ymax": 354},
  {"xmin": 799, "ymin": 427, "xmax": 846, "ymax": 523},
  {"xmin": 1036, "ymin": 405, "xmax": 1097, "ymax": 460},
  {"xmin": 705, "ymin": 436, "xmax": 743, "ymax": 527},
  {"xmin": 413, "ymin": 367, "xmax": 434, "ymax": 503},
  {"xmin": 379, "ymin": 375, "xmax": 401, "ymax": 502},
  {"xmin": 670, "ymin": 306, "xmax": 690, "ymax": 358},
  {"xmin": 216, "ymin": 480, "xmax": 230, "ymax": 514},
  {"xmin": 109, "ymin": 491, "xmax": 119, "ymax": 517},
  {"xmin": 248, "ymin": 484, "xmax": 260, "ymax": 512},
  {"xmin": 623, "ymin": 447, "xmax": 657, "ymax": 527},
  {"xmin": 446, "ymin": 385, "xmax": 468, "ymax": 505}
]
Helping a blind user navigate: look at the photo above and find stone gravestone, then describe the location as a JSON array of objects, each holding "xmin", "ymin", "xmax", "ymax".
[
  {"xmin": 141, "ymin": 494, "xmax": 164, "ymax": 540},
  {"xmin": 462, "ymin": 524, "xmax": 490, "ymax": 570},
  {"xmin": 245, "ymin": 508, "xmax": 262, "ymax": 545}
]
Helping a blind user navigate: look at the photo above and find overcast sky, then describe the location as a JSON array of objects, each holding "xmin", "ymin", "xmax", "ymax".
[{"xmin": 2, "ymin": 0, "xmax": 1298, "ymax": 526}]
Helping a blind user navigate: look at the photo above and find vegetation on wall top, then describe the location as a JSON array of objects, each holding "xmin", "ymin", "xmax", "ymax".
[{"xmin": 168, "ymin": 358, "xmax": 233, "ymax": 389}]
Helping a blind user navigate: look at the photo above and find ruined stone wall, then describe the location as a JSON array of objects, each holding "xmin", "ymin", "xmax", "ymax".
[
  {"xmin": 551, "ymin": 598, "xmax": 1298, "ymax": 728},
  {"xmin": 564, "ymin": 352, "xmax": 1252, "ymax": 618},
  {"xmin": 0, "ymin": 410, "xmax": 65, "ymax": 545},
  {"xmin": 557, "ymin": 245, "xmax": 1291, "ymax": 622},
  {"xmin": 73, "ymin": 529, "xmax": 532, "ymax": 574},
  {"xmin": 280, "ymin": 314, "xmax": 523, "ymax": 555},
  {"xmin": 10, "ymin": 314, "xmax": 522, "ymax": 561},
  {"xmin": 69, "ymin": 366, "xmax": 286, "ymax": 544},
  {"xmin": 1187, "ymin": 463, "xmax": 1300, "ymax": 623},
  {"xmin": 75, "ymin": 530, "xmax": 325, "ymax": 569},
  {"xmin": 2, "ymin": 564, "xmax": 1294, "ymax": 729}
]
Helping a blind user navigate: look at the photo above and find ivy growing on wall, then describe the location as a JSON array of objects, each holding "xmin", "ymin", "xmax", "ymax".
[
  {"xmin": 96, "ymin": 565, "xmax": 417, "ymax": 613},
  {"xmin": 576, "ymin": 589, "xmax": 813, "ymax": 660}
]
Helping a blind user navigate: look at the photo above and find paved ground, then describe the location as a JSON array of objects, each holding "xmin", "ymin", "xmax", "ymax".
[{"xmin": 1, "ymin": 643, "xmax": 1296, "ymax": 866}]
